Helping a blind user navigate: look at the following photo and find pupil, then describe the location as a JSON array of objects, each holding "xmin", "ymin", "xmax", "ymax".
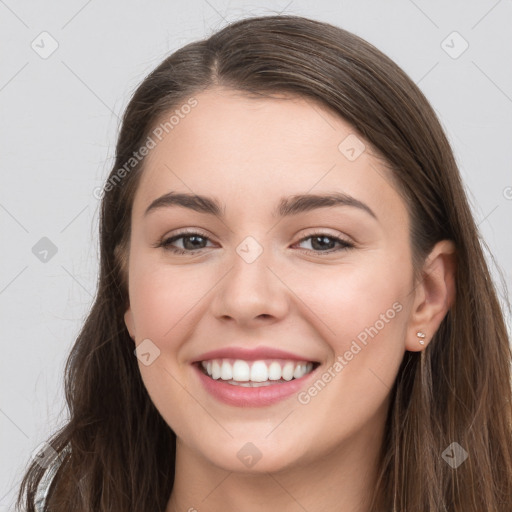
[
  {"xmin": 311, "ymin": 236, "xmax": 334, "ymax": 251},
  {"xmin": 181, "ymin": 235, "xmax": 336, "ymax": 251},
  {"xmin": 184, "ymin": 235, "xmax": 205, "ymax": 250}
]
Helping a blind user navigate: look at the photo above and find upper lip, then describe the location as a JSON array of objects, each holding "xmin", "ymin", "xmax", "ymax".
[{"xmin": 193, "ymin": 346, "xmax": 319, "ymax": 363}]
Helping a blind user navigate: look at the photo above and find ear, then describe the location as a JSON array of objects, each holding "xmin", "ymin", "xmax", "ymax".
[
  {"xmin": 124, "ymin": 308, "xmax": 136, "ymax": 342},
  {"xmin": 405, "ymin": 240, "xmax": 456, "ymax": 352}
]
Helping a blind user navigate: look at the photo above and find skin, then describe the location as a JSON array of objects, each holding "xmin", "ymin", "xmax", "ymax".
[{"xmin": 123, "ymin": 87, "xmax": 456, "ymax": 512}]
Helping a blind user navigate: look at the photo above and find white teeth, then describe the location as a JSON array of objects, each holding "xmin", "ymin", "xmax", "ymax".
[
  {"xmin": 282, "ymin": 362, "xmax": 295, "ymax": 381},
  {"xmin": 293, "ymin": 363, "xmax": 308, "ymax": 379},
  {"xmin": 220, "ymin": 360, "xmax": 233, "ymax": 380},
  {"xmin": 211, "ymin": 360, "xmax": 221, "ymax": 380},
  {"xmin": 268, "ymin": 361, "xmax": 282, "ymax": 381},
  {"xmin": 200, "ymin": 358, "xmax": 315, "ymax": 384},
  {"xmin": 232, "ymin": 360, "xmax": 250, "ymax": 381},
  {"xmin": 250, "ymin": 361, "xmax": 268, "ymax": 382}
]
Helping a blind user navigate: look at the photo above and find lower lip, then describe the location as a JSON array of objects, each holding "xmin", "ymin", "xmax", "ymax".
[{"xmin": 193, "ymin": 363, "xmax": 318, "ymax": 407}]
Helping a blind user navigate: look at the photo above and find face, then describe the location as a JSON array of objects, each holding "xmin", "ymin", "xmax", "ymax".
[{"xmin": 124, "ymin": 87, "xmax": 417, "ymax": 473}]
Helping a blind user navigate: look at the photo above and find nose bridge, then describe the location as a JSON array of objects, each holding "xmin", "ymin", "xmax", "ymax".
[
  {"xmin": 229, "ymin": 234, "xmax": 275, "ymax": 297},
  {"xmin": 235, "ymin": 235, "xmax": 266, "ymax": 266},
  {"xmin": 211, "ymin": 234, "xmax": 289, "ymax": 323}
]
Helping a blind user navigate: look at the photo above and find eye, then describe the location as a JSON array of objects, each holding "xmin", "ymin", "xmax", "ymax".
[
  {"xmin": 155, "ymin": 230, "xmax": 354, "ymax": 256},
  {"xmin": 156, "ymin": 231, "xmax": 214, "ymax": 255},
  {"xmin": 294, "ymin": 232, "xmax": 354, "ymax": 254}
]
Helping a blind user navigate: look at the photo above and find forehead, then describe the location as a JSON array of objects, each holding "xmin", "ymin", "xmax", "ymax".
[
  {"xmin": 132, "ymin": 87, "xmax": 404, "ymax": 224},
  {"xmin": 145, "ymin": 87, "xmax": 358, "ymax": 168}
]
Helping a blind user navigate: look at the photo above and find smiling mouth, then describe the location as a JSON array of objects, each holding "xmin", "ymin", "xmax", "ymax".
[{"xmin": 196, "ymin": 358, "xmax": 320, "ymax": 387}]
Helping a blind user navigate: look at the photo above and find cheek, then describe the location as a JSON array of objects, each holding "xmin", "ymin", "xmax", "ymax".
[
  {"xmin": 129, "ymin": 246, "xmax": 411, "ymax": 354},
  {"xmin": 291, "ymin": 259, "xmax": 409, "ymax": 348},
  {"xmin": 128, "ymin": 256, "xmax": 219, "ymax": 345},
  {"xmin": 127, "ymin": 262, "xmax": 212, "ymax": 430},
  {"xmin": 289, "ymin": 259, "xmax": 410, "ymax": 408},
  {"xmin": 290, "ymin": 261, "xmax": 409, "ymax": 425}
]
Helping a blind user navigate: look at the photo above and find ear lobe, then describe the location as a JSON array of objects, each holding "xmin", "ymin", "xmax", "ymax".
[
  {"xmin": 124, "ymin": 308, "xmax": 136, "ymax": 341},
  {"xmin": 406, "ymin": 240, "xmax": 456, "ymax": 352}
]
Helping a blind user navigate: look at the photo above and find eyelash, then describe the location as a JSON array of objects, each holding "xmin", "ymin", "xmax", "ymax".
[{"xmin": 155, "ymin": 230, "xmax": 355, "ymax": 256}]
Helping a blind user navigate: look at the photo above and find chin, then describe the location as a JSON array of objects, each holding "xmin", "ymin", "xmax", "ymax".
[{"xmin": 190, "ymin": 436, "xmax": 305, "ymax": 474}]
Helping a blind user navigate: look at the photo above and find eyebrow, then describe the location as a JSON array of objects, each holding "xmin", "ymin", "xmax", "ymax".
[{"xmin": 144, "ymin": 191, "xmax": 377, "ymax": 220}]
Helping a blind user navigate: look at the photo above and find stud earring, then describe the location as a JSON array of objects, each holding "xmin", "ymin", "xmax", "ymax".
[{"xmin": 416, "ymin": 331, "xmax": 426, "ymax": 345}]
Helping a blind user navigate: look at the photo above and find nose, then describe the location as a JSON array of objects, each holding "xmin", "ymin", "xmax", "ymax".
[{"xmin": 210, "ymin": 241, "xmax": 290, "ymax": 328}]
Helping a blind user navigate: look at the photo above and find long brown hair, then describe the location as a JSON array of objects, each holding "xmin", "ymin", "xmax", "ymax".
[{"xmin": 16, "ymin": 14, "xmax": 512, "ymax": 511}]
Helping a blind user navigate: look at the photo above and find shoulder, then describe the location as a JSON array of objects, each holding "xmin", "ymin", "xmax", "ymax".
[{"xmin": 34, "ymin": 443, "xmax": 71, "ymax": 512}]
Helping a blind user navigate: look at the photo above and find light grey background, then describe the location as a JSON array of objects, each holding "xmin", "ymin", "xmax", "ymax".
[{"xmin": 1, "ymin": 0, "xmax": 511, "ymax": 509}]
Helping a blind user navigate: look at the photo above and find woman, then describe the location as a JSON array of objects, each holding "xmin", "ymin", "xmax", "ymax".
[{"xmin": 17, "ymin": 14, "xmax": 512, "ymax": 512}]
